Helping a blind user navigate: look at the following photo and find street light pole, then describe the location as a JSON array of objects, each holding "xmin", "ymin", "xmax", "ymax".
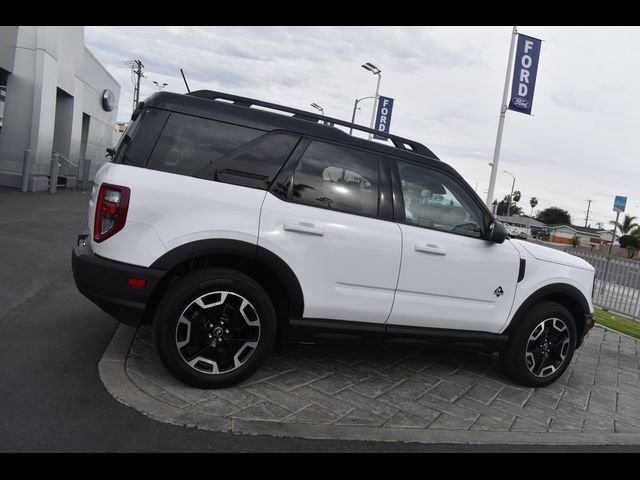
[
  {"xmin": 361, "ymin": 62, "xmax": 382, "ymax": 140},
  {"xmin": 504, "ymin": 170, "xmax": 516, "ymax": 219},
  {"xmin": 369, "ymin": 72, "xmax": 382, "ymax": 139},
  {"xmin": 310, "ymin": 103, "xmax": 324, "ymax": 115},
  {"xmin": 349, "ymin": 96, "xmax": 376, "ymax": 135}
]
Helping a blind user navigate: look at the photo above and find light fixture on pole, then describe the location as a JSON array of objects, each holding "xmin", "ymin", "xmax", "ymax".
[
  {"xmin": 310, "ymin": 103, "xmax": 324, "ymax": 115},
  {"xmin": 504, "ymin": 170, "xmax": 516, "ymax": 218},
  {"xmin": 153, "ymin": 81, "xmax": 168, "ymax": 92},
  {"xmin": 361, "ymin": 62, "xmax": 382, "ymax": 139}
]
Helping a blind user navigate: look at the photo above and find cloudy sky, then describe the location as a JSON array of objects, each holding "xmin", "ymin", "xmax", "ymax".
[{"xmin": 85, "ymin": 26, "xmax": 640, "ymax": 229}]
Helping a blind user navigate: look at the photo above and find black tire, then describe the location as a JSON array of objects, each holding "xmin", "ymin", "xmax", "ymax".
[
  {"xmin": 500, "ymin": 300, "xmax": 577, "ymax": 388},
  {"xmin": 153, "ymin": 268, "xmax": 276, "ymax": 389}
]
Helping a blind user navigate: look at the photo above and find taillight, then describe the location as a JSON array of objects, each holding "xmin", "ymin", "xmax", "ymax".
[{"xmin": 94, "ymin": 183, "xmax": 130, "ymax": 243}]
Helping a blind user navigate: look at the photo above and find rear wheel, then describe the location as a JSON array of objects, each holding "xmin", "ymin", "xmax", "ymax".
[
  {"xmin": 500, "ymin": 301, "xmax": 576, "ymax": 387},
  {"xmin": 153, "ymin": 268, "xmax": 276, "ymax": 388}
]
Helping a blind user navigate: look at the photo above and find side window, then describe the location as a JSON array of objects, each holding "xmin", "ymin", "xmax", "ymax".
[
  {"xmin": 147, "ymin": 113, "xmax": 263, "ymax": 177},
  {"xmin": 397, "ymin": 160, "xmax": 484, "ymax": 238},
  {"xmin": 292, "ymin": 141, "xmax": 379, "ymax": 217},
  {"xmin": 211, "ymin": 132, "xmax": 300, "ymax": 189}
]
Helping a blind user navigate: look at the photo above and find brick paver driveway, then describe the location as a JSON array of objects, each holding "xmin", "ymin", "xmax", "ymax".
[{"xmin": 101, "ymin": 325, "xmax": 640, "ymax": 444}]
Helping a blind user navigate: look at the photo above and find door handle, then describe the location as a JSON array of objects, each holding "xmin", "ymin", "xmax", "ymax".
[
  {"xmin": 415, "ymin": 243, "xmax": 446, "ymax": 255},
  {"xmin": 283, "ymin": 223, "xmax": 324, "ymax": 236}
]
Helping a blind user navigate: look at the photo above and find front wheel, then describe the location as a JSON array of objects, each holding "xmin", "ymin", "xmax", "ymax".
[
  {"xmin": 153, "ymin": 268, "xmax": 276, "ymax": 388},
  {"xmin": 500, "ymin": 301, "xmax": 576, "ymax": 387}
]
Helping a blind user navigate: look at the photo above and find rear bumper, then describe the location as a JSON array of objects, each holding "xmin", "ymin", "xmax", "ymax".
[{"xmin": 72, "ymin": 236, "xmax": 166, "ymax": 327}]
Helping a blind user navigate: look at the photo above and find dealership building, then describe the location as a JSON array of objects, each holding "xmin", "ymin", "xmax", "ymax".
[{"xmin": 0, "ymin": 26, "xmax": 120, "ymax": 191}]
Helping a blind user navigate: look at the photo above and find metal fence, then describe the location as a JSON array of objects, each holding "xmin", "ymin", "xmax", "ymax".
[{"xmin": 565, "ymin": 248, "xmax": 640, "ymax": 319}]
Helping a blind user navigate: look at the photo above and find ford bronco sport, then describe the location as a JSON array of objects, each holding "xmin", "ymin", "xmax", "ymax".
[{"xmin": 72, "ymin": 90, "xmax": 595, "ymax": 389}]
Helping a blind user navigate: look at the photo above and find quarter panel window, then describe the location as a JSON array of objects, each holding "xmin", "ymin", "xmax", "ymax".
[
  {"xmin": 397, "ymin": 160, "xmax": 483, "ymax": 238},
  {"xmin": 147, "ymin": 113, "xmax": 263, "ymax": 177},
  {"xmin": 292, "ymin": 141, "xmax": 379, "ymax": 217}
]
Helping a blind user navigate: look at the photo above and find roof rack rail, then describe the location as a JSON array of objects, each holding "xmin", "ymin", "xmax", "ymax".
[{"xmin": 186, "ymin": 90, "xmax": 437, "ymax": 159}]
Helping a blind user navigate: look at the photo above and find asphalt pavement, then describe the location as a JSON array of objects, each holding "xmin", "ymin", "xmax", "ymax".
[{"xmin": 0, "ymin": 186, "xmax": 638, "ymax": 452}]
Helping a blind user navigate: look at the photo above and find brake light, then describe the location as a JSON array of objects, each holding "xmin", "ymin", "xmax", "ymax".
[
  {"xmin": 127, "ymin": 277, "xmax": 147, "ymax": 288},
  {"xmin": 94, "ymin": 183, "xmax": 130, "ymax": 243}
]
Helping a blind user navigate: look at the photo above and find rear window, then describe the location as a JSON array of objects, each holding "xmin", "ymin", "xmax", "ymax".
[
  {"xmin": 146, "ymin": 113, "xmax": 263, "ymax": 177},
  {"xmin": 112, "ymin": 108, "xmax": 169, "ymax": 167}
]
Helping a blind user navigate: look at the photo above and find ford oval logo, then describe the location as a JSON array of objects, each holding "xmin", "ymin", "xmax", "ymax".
[{"xmin": 512, "ymin": 97, "xmax": 530, "ymax": 109}]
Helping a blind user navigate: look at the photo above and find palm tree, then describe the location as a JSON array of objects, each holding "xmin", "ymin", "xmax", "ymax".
[
  {"xmin": 610, "ymin": 214, "xmax": 640, "ymax": 236},
  {"xmin": 529, "ymin": 197, "xmax": 538, "ymax": 217}
]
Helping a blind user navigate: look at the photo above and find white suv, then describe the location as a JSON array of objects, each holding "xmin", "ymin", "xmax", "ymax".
[{"xmin": 72, "ymin": 90, "xmax": 595, "ymax": 389}]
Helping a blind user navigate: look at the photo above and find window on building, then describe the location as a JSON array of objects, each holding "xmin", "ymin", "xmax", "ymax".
[
  {"xmin": 0, "ymin": 85, "xmax": 5, "ymax": 132},
  {"xmin": 0, "ymin": 67, "xmax": 8, "ymax": 134}
]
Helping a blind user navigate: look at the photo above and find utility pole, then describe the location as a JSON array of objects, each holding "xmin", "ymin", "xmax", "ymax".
[
  {"xmin": 600, "ymin": 209, "xmax": 621, "ymax": 296},
  {"xmin": 504, "ymin": 170, "xmax": 516, "ymax": 219},
  {"xmin": 585, "ymin": 199, "xmax": 593, "ymax": 227},
  {"xmin": 125, "ymin": 60, "xmax": 145, "ymax": 112}
]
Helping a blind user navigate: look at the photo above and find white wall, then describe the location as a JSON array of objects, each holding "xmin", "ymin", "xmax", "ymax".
[{"xmin": 0, "ymin": 26, "xmax": 120, "ymax": 189}]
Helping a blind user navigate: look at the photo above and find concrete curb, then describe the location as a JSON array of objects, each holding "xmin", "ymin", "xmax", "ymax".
[
  {"xmin": 596, "ymin": 322, "xmax": 639, "ymax": 342},
  {"xmin": 100, "ymin": 325, "xmax": 640, "ymax": 445}
]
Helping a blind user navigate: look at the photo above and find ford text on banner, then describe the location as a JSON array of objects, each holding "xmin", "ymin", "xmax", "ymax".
[
  {"xmin": 508, "ymin": 34, "xmax": 541, "ymax": 115},
  {"xmin": 373, "ymin": 96, "xmax": 394, "ymax": 140}
]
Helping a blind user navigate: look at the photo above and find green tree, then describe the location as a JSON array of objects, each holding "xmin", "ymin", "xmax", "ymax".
[
  {"xmin": 619, "ymin": 235, "xmax": 640, "ymax": 258},
  {"xmin": 512, "ymin": 190, "xmax": 522, "ymax": 203},
  {"xmin": 570, "ymin": 235, "xmax": 580, "ymax": 248},
  {"xmin": 496, "ymin": 193, "xmax": 524, "ymax": 216},
  {"xmin": 610, "ymin": 214, "xmax": 640, "ymax": 236},
  {"xmin": 529, "ymin": 196, "xmax": 538, "ymax": 216},
  {"xmin": 536, "ymin": 207, "xmax": 571, "ymax": 225}
]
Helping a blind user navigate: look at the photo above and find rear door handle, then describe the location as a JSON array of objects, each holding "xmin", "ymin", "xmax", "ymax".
[
  {"xmin": 283, "ymin": 223, "xmax": 324, "ymax": 236},
  {"xmin": 415, "ymin": 243, "xmax": 446, "ymax": 255}
]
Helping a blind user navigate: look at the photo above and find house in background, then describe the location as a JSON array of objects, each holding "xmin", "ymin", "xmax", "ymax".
[{"xmin": 547, "ymin": 224, "xmax": 611, "ymax": 247}]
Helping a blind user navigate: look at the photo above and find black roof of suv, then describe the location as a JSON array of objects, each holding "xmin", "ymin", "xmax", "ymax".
[{"xmin": 139, "ymin": 90, "xmax": 441, "ymax": 165}]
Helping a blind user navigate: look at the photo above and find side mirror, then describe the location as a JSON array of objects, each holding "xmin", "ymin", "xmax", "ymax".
[
  {"xmin": 488, "ymin": 221, "xmax": 508, "ymax": 244},
  {"xmin": 105, "ymin": 147, "xmax": 116, "ymax": 158}
]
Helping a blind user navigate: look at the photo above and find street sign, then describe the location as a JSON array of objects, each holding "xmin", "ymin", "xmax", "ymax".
[
  {"xmin": 613, "ymin": 196, "xmax": 627, "ymax": 213},
  {"xmin": 373, "ymin": 96, "xmax": 394, "ymax": 140}
]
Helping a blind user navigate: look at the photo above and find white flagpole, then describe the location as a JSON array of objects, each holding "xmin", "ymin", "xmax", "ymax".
[{"xmin": 486, "ymin": 26, "xmax": 518, "ymax": 208}]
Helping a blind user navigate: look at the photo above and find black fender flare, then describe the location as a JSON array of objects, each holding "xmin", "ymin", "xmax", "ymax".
[
  {"xmin": 150, "ymin": 239, "xmax": 304, "ymax": 317},
  {"xmin": 504, "ymin": 283, "xmax": 590, "ymax": 335}
]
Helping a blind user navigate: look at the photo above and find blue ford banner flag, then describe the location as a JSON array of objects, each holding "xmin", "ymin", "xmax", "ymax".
[
  {"xmin": 373, "ymin": 96, "xmax": 394, "ymax": 140},
  {"xmin": 508, "ymin": 34, "xmax": 542, "ymax": 115}
]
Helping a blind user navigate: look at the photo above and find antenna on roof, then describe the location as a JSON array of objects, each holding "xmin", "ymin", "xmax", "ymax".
[{"xmin": 180, "ymin": 68, "xmax": 191, "ymax": 93}]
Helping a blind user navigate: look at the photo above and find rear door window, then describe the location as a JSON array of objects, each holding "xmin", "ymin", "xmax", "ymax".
[{"xmin": 210, "ymin": 132, "xmax": 300, "ymax": 189}]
